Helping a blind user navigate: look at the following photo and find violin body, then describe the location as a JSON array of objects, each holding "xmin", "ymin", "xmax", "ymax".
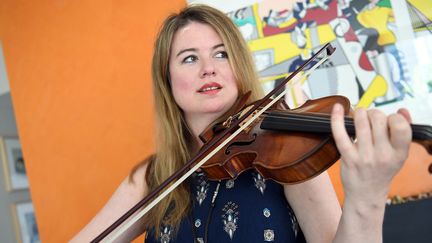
[{"xmin": 199, "ymin": 95, "xmax": 352, "ymax": 184}]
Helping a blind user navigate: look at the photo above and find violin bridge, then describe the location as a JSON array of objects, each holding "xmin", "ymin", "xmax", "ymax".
[
  {"xmin": 223, "ymin": 111, "xmax": 243, "ymax": 128},
  {"xmin": 239, "ymin": 110, "xmax": 259, "ymax": 133},
  {"xmin": 222, "ymin": 105, "xmax": 259, "ymax": 131}
]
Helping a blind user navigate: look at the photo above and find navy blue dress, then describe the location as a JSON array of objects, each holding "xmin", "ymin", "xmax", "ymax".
[{"xmin": 146, "ymin": 169, "xmax": 306, "ymax": 243}]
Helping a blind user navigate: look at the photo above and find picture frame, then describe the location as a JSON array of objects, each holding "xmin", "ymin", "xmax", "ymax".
[
  {"xmin": 0, "ymin": 136, "xmax": 28, "ymax": 191},
  {"xmin": 11, "ymin": 202, "xmax": 40, "ymax": 243}
]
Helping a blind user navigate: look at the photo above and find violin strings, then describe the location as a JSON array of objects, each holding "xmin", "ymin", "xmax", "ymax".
[
  {"xmin": 411, "ymin": 124, "xmax": 432, "ymax": 140},
  {"xmin": 262, "ymin": 112, "xmax": 432, "ymax": 141},
  {"xmin": 262, "ymin": 111, "xmax": 355, "ymax": 134},
  {"xmin": 267, "ymin": 113, "xmax": 354, "ymax": 126}
]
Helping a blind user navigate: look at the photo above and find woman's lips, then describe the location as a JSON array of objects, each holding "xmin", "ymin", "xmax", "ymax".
[{"xmin": 198, "ymin": 82, "xmax": 222, "ymax": 94}]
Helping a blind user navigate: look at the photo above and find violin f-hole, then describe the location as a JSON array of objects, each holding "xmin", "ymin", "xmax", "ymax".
[{"xmin": 225, "ymin": 133, "xmax": 257, "ymax": 155}]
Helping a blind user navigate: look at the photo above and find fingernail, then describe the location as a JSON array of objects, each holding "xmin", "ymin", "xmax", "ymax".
[{"xmin": 333, "ymin": 103, "xmax": 342, "ymax": 112}]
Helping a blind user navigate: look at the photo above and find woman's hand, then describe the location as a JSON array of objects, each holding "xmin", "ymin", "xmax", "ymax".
[{"xmin": 330, "ymin": 103, "xmax": 412, "ymax": 202}]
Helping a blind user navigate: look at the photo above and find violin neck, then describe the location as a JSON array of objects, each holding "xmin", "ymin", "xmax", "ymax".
[{"xmin": 261, "ymin": 112, "xmax": 432, "ymax": 154}]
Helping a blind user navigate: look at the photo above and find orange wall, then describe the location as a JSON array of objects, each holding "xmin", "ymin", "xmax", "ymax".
[
  {"xmin": 0, "ymin": 1, "xmax": 185, "ymax": 242},
  {"xmin": 0, "ymin": 1, "xmax": 431, "ymax": 242}
]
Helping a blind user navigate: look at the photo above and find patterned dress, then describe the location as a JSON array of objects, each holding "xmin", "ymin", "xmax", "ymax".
[{"xmin": 146, "ymin": 169, "xmax": 306, "ymax": 243}]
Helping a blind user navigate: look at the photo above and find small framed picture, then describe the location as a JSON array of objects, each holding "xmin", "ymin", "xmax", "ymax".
[
  {"xmin": 11, "ymin": 202, "xmax": 40, "ymax": 243},
  {"xmin": 0, "ymin": 136, "xmax": 28, "ymax": 191}
]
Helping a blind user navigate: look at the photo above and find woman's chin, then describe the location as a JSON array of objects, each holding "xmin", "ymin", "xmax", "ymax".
[{"xmin": 201, "ymin": 105, "xmax": 231, "ymax": 116}]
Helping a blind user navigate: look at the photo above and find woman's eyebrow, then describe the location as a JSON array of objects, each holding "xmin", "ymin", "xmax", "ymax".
[
  {"xmin": 176, "ymin": 48, "xmax": 197, "ymax": 57},
  {"xmin": 212, "ymin": 43, "xmax": 224, "ymax": 50},
  {"xmin": 176, "ymin": 43, "xmax": 225, "ymax": 57}
]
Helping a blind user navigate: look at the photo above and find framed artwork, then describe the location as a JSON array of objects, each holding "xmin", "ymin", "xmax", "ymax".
[
  {"xmin": 0, "ymin": 136, "xmax": 28, "ymax": 191},
  {"xmin": 11, "ymin": 202, "xmax": 40, "ymax": 243}
]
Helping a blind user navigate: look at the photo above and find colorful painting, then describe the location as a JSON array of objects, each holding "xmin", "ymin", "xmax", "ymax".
[{"xmin": 190, "ymin": 0, "xmax": 432, "ymax": 124}]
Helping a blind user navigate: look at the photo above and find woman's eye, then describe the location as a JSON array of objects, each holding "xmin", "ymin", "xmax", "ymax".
[
  {"xmin": 182, "ymin": 55, "xmax": 197, "ymax": 63},
  {"xmin": 215, "ymin": 51, "xmax": 228, "ymax": 59}
]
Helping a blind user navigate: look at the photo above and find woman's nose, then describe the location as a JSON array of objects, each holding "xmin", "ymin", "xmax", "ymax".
[{"xmin": 200, "ymin": 60, "xmax": 216, "ymax": 78}]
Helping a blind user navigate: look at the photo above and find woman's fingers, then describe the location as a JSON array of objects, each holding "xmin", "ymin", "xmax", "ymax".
[
  {"xmin": 397, "ymin": 108, "xmax": 412, "ymax": 123},
  {"xmin": 331, "ymin": 103, "xmax": 356, "ymax": 160},
  {"xmin": 331, "ymin": 104, "xmax": 411, "ymax": 166},
  {"xmin": 388, "ymin": 113, "xmax": 412, "ymax": 159},
  {"xmin": 352, "ymin": 108, "xmax": 373, "ymax": 155},
  {"xmin": 368, "ymin": 109, "xmax": 390, "ymax": 154}
]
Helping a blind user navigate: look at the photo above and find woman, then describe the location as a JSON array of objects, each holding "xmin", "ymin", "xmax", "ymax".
[{"xmin": 71, "ymin": 4, "xmax": 412, "ymax": 243}]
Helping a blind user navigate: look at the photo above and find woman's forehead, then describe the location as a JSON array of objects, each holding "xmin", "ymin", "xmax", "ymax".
[{"xmin": 171, "ymin": 22, "xmax": 223, "ymax": 51}]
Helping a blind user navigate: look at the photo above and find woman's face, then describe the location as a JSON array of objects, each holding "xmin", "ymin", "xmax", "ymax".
[{"xmin": 168, "ymin": 21, "xmax": 238, "ymax": 120}]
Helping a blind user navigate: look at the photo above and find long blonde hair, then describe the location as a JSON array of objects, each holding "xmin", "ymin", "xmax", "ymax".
[{"xmin": 138, "ymin": 4, "xmax": 264, "ymax": 236}]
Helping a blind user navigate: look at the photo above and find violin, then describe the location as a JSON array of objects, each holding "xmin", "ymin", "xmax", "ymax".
[
  {"xmin": 91, "ymin": 43, "xmax": 432, "ymax": 242},
  {"xmin": 199, "ymin": 94, "xmax": 432, "ymax": 184}
]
